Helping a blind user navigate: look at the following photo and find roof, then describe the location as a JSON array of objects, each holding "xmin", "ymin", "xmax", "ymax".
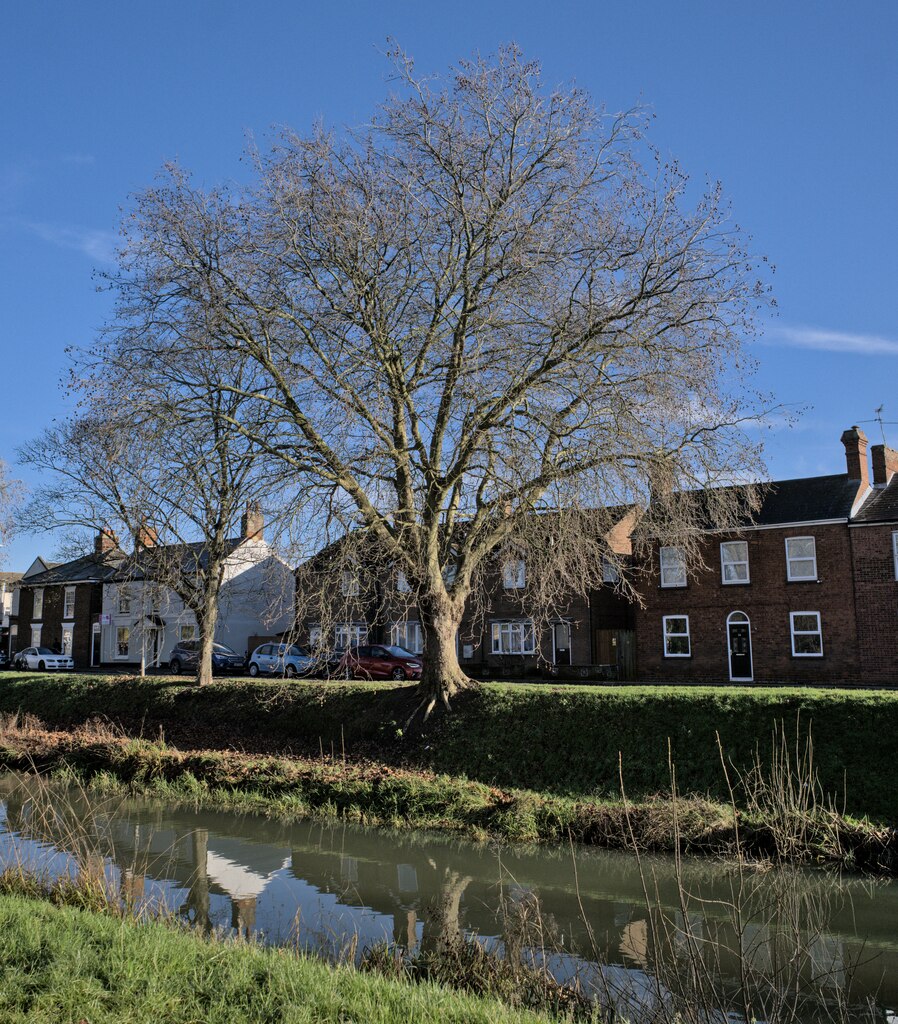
[
  {"xmin": 658, "ymin": 474, "xmax": 863, "ymax": 533},
  {"xmin": 21, "ymin": 551, "xmax": 126, "ymax": 587},
  {"xmin": 113, "ymin": 537, "xmax": 247, "ymax": 580},
  {"xmin": 751, "ymin": 474, "xmax": 863, "ymax": 526},
  {"xmin": 0, "ymin": 572, "xmax": 23, "ymax": 585},
  {"xmin": 851, "ymin": 477, "xmax": 898, "ymax": 524}
]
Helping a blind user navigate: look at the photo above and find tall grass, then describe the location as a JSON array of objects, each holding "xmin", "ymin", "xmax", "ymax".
[{"xmin": 0, "ymin": 716, "xmax": 894, "ymax": 1022}]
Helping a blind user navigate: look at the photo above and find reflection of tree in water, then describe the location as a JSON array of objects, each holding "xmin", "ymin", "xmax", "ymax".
[
  {"xmin": 420, "ymin": 868, "xmax": 472, "ymax": 956},
  {"xmin": 180, "ymin": 828, "xmax": 211, "ymax": 935},
  {"xmin": 1, "ymin": 777, "xmax": 896, "ymax": 1022}
]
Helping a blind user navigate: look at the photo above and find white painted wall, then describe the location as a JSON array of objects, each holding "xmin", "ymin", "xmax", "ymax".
[{"xmin": 99, "ymin": 540, "xmax": 294, "ymax": 666}]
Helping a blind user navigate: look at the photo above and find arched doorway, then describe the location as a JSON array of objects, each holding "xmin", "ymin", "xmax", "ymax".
[{"xmin": 726, "ymin": 611, "xmax": 753, "ymax": 682}]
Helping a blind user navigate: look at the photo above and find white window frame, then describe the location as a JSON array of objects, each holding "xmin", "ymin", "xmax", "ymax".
[
  {"xmin": 308, "ymin": 624, "xmax": 322, "ymax": 649},
  {"xmin": 390, "ymin": 620, "xmax": 424, "ymax": 654},
  {"xmin": 893, "ymin": 532, "xmax": 898, "ymax": 580},
  {"xmin": 61, "ymin": 624, "xmax": 74, "ymax": 656},
  {"xmin": 502, "ymin": 558, "xmax": 526, "ymax": 590},
  {"xmin": 720, "ymin": 541, "xmax": 750, "ymax": 585},
  {"xmin": 785, "ymin": 536, "xmax": 818, "ymax": 582},
  {"xmin": 662, "ymin": 615, "xmax": 691, "ymax": 658},
  {"xmin": 32, "ymin": 588, "xmax": 44, "ymax": 620},
  {"xmin": 334, "ymin": 623, "xmax": 367, "ymax": 650},
  {"xmin": 790, "ymin": 611, "xmax": 823, "ymax": 657},
  {"xmin": 396, "ymin": 569, "xmax": 411, "ymax": 594},
  {"xmin": 30, "ymin": 625, "xmax": 42, "ymax": 647},
  {"xmin": 63, "ymin": 586, "xmax": 76, "ymax": 620},
  {"xmin": 659, "ymin": 547, "xmax": 687, "ymax": 588},
  {"xmin": 340, "ymin": 571, "xmax": 360, "ymax": 597},
  {"xmin": 118, "ymin": 588, "xmax": 132, "ymax": 615},
  {"xmin": 179, "ymin": 624, "xmax": 198, "ymax": 643},
  {"xmin": 490, "ymin": 619, "xmax": 536, "ymax": 655},
  {"xmin": 602, "ymin": 558, "xmax": 620, "ymax": 584},
  {"xmin": 115, "ymin": 626, "xmax": 130, "ymax": 659}
]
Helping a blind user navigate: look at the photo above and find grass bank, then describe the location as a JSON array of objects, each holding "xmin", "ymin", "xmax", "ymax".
[
  {"xmin": 1, "ymin": 717, "xmax": 895, "ymax": 872},
  {"xmin": 0, "ymin": 891, "xmax": 561, "ymax": 1023},
  {"xmin": 1, "ymin": 672, "xmax": 897, "ymax": 820}
]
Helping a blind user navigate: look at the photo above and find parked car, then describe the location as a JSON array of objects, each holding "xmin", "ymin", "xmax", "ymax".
[
  {"xmin": 338, "ymin": 644, "xmax": 423, "ymax": 681},
  {"xmin": 248, "ymin": 643, "xmax": 315, "ymax": 678},
  {"xmin": 12, "ymin": 647, "xmax": 74, "ymax": 671},
  {"xmin": 168, "ymin": 640, "xmax": 246, "ymax": 675}
]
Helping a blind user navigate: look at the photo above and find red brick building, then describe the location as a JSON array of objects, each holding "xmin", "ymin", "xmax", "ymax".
[
  {"xmin": 8, "ymin": 532, "xmax": 124, "ymax": 670},
  {"xmin": 634, "ymin": 429, "xmax": 898, "ymax": 685},
  {"xmin": 294, "ymin": 426, "xmax": 898, "ymax": 686},
  {"xmin": 848, "ymin": 443, "xmax": 898, "ymax": 685}
]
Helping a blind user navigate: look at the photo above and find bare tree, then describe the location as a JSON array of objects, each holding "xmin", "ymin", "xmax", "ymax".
[
  {"xmin": 18, "ymin": 341, "xmax": 292, "ymax": 685},
  {"xmin": 93, "ymin": 45, "xmax": 773, "ymax": 710},
  {"xmin": 0, "ymin": 459, "xmax": 24, "ymax": 563}
]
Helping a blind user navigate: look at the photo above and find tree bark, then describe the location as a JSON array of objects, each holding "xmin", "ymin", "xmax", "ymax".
[
  {"xmin": 416, "ymin": 590, "xmax": 475, "ymax": 711},
  {"xmin": 194, "ymin": 593, "xmax": 220, "ymax": 687}
]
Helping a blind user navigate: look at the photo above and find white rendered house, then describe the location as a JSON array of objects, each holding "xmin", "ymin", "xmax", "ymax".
[{"xmin": 99, "ymin": 514, "xmax": 293, "ymax": 668}]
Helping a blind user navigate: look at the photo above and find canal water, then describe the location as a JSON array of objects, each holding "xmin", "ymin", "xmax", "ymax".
[{"xmin": 1, "ymin": 771, "xmax": 897, "ymax": 1022}]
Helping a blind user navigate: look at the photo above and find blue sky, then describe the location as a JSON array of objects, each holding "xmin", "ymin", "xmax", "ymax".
[{"xmin": 3, "ymin": 1, "xmax": 897, "ymax": 566}]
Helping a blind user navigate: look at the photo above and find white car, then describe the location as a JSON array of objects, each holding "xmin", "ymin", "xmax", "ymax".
[{"xmin": 13, "ymin": 647, "xmax": 74, "ymax": 671}]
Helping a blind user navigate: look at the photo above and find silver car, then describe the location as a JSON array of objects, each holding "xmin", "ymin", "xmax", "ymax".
[
  {"xmin": 13, "ymin": 647, "xmax": 75, "ymax": 671},
  {"xmin": 248, "ymin": 643, "xmax": 315, "ymax": 678}
]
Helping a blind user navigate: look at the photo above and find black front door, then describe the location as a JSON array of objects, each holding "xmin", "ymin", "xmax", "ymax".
[
  {"xmin": 552, "ymin": 622, "xmax": 571, "ymax": 666},
  {"xmin": 728, "ymin": 622, "xmax": 752, "ymax": 680}
]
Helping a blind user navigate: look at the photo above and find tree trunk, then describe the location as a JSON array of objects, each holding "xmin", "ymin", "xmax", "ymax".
[
  {"xmin": 194, "ymin": 597, "xmax": 220, "ymax": 687},
  {"xmin": 416, "ymin": 590, "xmax": 475, "ymax": 711}
]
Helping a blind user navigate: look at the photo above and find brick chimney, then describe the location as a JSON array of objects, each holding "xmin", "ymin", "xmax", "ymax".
[
  {"xmin": 94, "ymin": 528, "xmax": 118, "ymax": 556},
  {"xmin": 134, "ymin": 523, "xmax": 158, "ymax": 549},
  {"xmin": 871, "ymin": 443, "xmax": 898, "ymax": 486},
  {"xmin": 241, "ymin": 503, "xmax": 264, "ymax": 541},
  {"xmin": 841, "ymin": 426, "xmax": 869, "ymax": 488}
]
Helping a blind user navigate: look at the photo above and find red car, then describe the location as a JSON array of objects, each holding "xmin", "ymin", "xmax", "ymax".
[{"xmin": 338, "ymin": 644, "xmax": 423, "ymax": 680}]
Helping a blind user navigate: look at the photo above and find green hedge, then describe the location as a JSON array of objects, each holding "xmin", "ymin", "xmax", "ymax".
[{"xmin": 1, "ymin": 674, "xmax": 895, "ymax": 820}]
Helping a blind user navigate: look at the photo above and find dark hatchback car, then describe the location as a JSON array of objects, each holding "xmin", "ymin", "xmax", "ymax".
[
  {"xmin": 338, "ymin": 644, "xmax": 423, "ymax": 681},
  {"xmin": 168, "ymin": 640, "xmax": 246, "ymax": 675}
]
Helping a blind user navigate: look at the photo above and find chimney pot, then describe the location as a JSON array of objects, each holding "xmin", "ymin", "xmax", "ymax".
[{"xmin": 840, "ymin": 426, "xmax": 869, "ymax": 488}]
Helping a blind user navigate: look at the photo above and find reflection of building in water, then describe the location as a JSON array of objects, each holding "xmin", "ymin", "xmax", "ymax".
[{"xmin": 3, "ymin": 775, "xmax": 898, "ymax": 1013}]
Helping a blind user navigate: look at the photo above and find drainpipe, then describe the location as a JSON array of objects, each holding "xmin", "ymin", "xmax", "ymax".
[{"xmin": 140, "ymin": 581, "xmax": 146, "ymax": 678}]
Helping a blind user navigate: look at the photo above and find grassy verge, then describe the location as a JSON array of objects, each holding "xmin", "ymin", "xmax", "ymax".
[
  {"xmin": 1, "ymin": 717, "xmax": 895, "ymax": 872},
  {"xmin": 0, "ymin": 891, "xmax": 561, "ymax": 1023},
  {"xmin": 0, "ymin": 673, "xmax": 897, "ymax": 820}
]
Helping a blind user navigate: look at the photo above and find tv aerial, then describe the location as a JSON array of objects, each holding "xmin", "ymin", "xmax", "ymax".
[{"xmin": 859, "ymin": 405, "xmax": 898, "ymax": 446}]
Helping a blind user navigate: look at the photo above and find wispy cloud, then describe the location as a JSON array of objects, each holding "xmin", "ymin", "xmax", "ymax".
[
  {"xmin": 25, "ymin": 222, "xmax": 118, "ymax": 264},
  {"xmin": 766, "ymin": 325, "xmax": 898, "ymax": 356}
]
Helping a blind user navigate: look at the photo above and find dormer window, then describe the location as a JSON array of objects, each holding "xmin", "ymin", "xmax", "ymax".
[{"xmin": 785, "ymin": 537, "xmax": 817, "ymax": 581}]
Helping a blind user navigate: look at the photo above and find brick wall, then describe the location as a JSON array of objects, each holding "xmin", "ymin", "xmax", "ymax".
[
  {"xmin": 850, "ymin": 524, "xmax": 898, "ymax": 684},
  {"xmin": 11, "ymin": 583, "xmax": 102, "ymax": 669},
  {"xmin": 634, "ymin": 523, "xmax": 861, "ymax": 684}
]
